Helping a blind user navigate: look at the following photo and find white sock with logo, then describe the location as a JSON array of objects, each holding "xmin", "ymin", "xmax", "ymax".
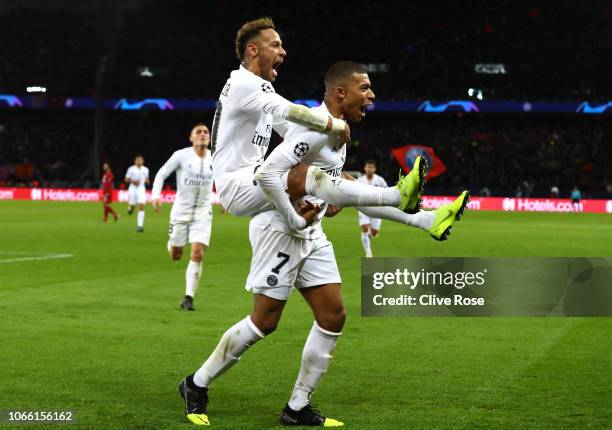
[
  {"xmin": 358, "ymin": 207, "xmax": 435, "ymax": 231},
  {"xmin": 305, "ymin": 166, "xmax": 400, "ymax": 207},
  {"xmin": 288, "ymin": 321, "xmax": 342, "ymax": 411},
  {"xmin": 193, "ymin": 316, "xmax": 265, "ymax": 388},
  {"xmin": 185, "ymin": 260, "xmax": 202, "ymax": 298},
  {"xmin": 137, "ymin": 210, "xmax": 145, "ymax": 228}
]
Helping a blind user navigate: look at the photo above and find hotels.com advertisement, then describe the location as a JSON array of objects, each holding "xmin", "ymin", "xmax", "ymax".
[{"xmin": 1, "ymin": 188, "xmax": 610, "ymax": 214}]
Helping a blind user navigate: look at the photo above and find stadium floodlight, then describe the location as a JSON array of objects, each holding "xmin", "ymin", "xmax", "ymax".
[
  {"xmin": 138, "ymin": 66, "xmax": 154, "ymax": 77},
  {"xmin": 468, "ymin": 88, "xmax": 484, "ymax": 100},
  {"xmin": 26, "ymin": 86, "xmax": 47, "ymax": 93}
]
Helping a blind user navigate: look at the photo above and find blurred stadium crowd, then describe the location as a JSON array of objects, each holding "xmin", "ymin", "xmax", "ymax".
[
  {"xmin": 2, "ymin": 111, "xmax": 610, "ymax": 198},
  {"xmin": 1, "ymin": 0, "xmax": 611, "ymax": 198}
]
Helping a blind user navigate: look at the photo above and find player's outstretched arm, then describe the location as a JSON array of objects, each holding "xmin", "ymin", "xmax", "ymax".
[
  {"xmin": 151, "ymin": 153, "xmax": 180, "ymax": 211},
  {"xmin": 240, "ymin": 86, "xmax": 349, "ymax": 140},
  {"xmin": 255, "ymin": 146, "xmax": 309, "ymax": 231}
]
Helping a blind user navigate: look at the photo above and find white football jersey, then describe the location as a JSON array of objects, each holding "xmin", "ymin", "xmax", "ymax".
[
  {"xmin": 125, "ymin": 165, "xmax": 149, "ymax": 191},
  {"xmin": 211, "ymin": 65, "xmax": 291, "ymax": 203},
  {"xmin": 253, "ymin": 103, "xmax": 346, "ymax": 240},
  {"xmin": 151, "ymin": 148, "xmax": 213, "ymax": 222},
  {"xmin": 357, "ymin": 173, "xmax": 388, "ymax": 188}
]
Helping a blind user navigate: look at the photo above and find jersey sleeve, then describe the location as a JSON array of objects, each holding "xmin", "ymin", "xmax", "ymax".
[
  {"xmin": 379, "ymin": 176, "xmax": 389, "ymax": 187},
  {"xmin": 255, "ymin": 133, "xmax": 326, "ymax": 231},
  {"xmin": 125, "ymin": 167, "xmax": 132, "ymax": 181},
  {"xmin": 151, "ymin": 152, "xmax": 180, "ymax": 200},
  {"xmin": 230, "ymin": 78, "xmax": 340, "ymax": 133},
  {"xmin": 235, "ymin": 79, "xmax": 291, "ymax": 119}
]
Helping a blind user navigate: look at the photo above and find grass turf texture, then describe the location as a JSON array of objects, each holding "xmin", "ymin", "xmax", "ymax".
[{"xmin": 1, "ymin": 200, "xmax": 611, "ymax": 429}]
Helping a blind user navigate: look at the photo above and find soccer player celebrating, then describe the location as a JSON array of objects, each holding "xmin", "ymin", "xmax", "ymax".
[
  {"xmin": 125, "ymin": 155, "xmax": 149, "ymax": 232},
  {"xmin": 151, "ymin": 124, "xmax": 214, "ymax": 311},
  {"xmin": 356, "ymin": 160, "xmax": 387, "ymax": 257},
  {"xmin": 211, "ymin": 17, "xmax": 426, "ymax": 233},
  {"xmin": 101, "ymin": 163, "xmax": 119, "ymax": 223},
  {"xmin": 176, "ymin": 63, "xmax": 469, "ymax": 427}
]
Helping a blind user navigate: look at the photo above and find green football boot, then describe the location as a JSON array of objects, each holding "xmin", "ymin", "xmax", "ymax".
[
  {"xmin": 428, "ymin": 190, "xmax": 470, "ymax": 241},
  {"xmin": 397, "ymin": 155, "xmax": 429, "ymax": 214}
]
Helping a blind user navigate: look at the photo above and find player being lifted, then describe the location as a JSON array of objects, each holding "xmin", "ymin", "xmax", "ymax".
[
  {"xmin": 125, "ymin": 155, "xmax": 149, "ymax": 232},
  {"xmin": 101, "ymin": 163, "xmax": 119, "ymax": 223},
  {"xmin": 356, "ymin": 160, "xmax": 387, "ymax": 257},
  {"xmin": 176, "ymin": 64, "xmax": 469, "ymax": 427},
  {"xmin": 210, "ymin": 17, "xmax": 427, "ymax": 233},
  {"xmin": 152, "ymin": 124, "xmax": 214, "ymax": 311}
]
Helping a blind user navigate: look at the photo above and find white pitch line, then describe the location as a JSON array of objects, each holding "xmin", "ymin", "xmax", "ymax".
[{"xmin": 0, "ymin": 253, "xmax": 73, "ymax": 264}]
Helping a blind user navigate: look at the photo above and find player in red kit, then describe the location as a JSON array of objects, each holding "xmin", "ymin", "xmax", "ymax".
[{"xmin": 101, "ymin": 163, "xmax": 119, "ymax": 222}]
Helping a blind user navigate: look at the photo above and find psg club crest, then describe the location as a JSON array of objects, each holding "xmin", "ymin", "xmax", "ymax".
[
  {"xmin": 267, "ymin": 274, "xmax": 279, "ymax": 287},
  {"xmin": 293, "ymin": 142, "xmax": 310, "ymax": 157},
  {"xmin": 391, "ymin": 144, "xmax": 447, "ymax": 178}
]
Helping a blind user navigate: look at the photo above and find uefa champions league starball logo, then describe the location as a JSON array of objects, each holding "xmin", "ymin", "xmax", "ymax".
[{"xmin": 293, "ymin": 142, "xmax": 310, "ymax": 157}]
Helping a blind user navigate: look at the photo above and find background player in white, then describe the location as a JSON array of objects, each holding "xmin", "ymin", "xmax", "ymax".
[
  {"xmin": 211, "ymin": 18, "xmax": 426, "ymax": 232},
  {"xmin": 151, "ymin": 124, "xmax": 213, "ymax": 311},
  {"xmin": 357, "ymin": 160, "xmax": 388, "ymax": 257},
  {"xmin": 125, "ymin": 155, "xmax": 149, "ymax": 232},
  {"xmin": 176, "ymin": 62, "xmax": 468, "ymax": 428}
]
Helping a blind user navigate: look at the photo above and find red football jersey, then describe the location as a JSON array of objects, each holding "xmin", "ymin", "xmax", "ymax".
[{"xmin": 102, "ymin": 171, "xmax": 114, "ymax": 193}]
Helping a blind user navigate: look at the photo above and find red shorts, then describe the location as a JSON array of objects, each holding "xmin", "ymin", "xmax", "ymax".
[{"xmin": 103, "ymin": 193, "xmax": 113, "ymax": 204}]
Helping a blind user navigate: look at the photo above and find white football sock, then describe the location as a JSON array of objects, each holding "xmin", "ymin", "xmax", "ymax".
[
  {"xmin": 288, "ymin": 321, "xmax": 342, "ymax": 411},
  {"xmin": 361, "ymin": 232, "xmax": 372, "ymax": 256},
  {"xmin": 166, "ymin": 240, "xmax": 172, "ymax": 255},
  {"xmin": 193, "ymin": 316, "xmax": 264, "ymax": 388},
  {"xmin": 358, "ymin": 207, "xmax": 435, "ymax": 231},
  {"xmin": 137, "ymin": 210, "xmax": 145, "ymax": 227},
  {"xmin": 305, "ymin": 166, "xmax": 400, "ymax": 208},
  {"xmin": 185, "ymin": 260, "xmax": 202, "ymax": 298}
]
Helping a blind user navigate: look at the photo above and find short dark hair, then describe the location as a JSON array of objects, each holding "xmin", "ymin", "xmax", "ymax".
[
  {"xmin": 324, "ymin": 61, "xmax": 367, "ymax": 89},
  {"xmin": 235, "ymin": 17, "xmax": 276, "ymax": 61},
  {"xmin": 364, "ymin": 159, "xmax": 377, "ymax": 167},
  {"xmin": 134, "ymin": 154, "xmax": 143, "ymax": 159},
  {"xmin": 190, "ymin": 123, "xmax": 208, "ymax": 133}
]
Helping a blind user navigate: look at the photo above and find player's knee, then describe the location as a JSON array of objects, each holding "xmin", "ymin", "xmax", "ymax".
[
  {"xmin": 171, "ymin": 248, "xmax": 183, "ymax": 261},
  {"xmin": 252, "ymin": 317, "xmax": 279, "ymax": 335},
  {"xmin": 361, "ymin": 225, "xmax": 370, "ymax": 233},
  {"xmin": 370, "ymin": 228, "xmax": 379, "ymax": 237},
  {"xmin": 191, "ymin": 249, "xmax": 204, "ymax": 262},
  {"xmin": 318, "ymin": 305, "xmax": 346, "ymax": 333}
]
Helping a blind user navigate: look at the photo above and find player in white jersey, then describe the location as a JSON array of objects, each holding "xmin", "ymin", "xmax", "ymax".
[
  {"xmin": 210, "ymin": 17, "xmax": 426, "ymax": 233},
  {"xmin": 124, "ymin": 155, "xmax": 150, "ymax": 232},
  {"xmin": 151, "ymin": 124, "xmax": 213, "ymax": 311},
  {"xmin": 177, "ymin": 62, "xmax": 468, "ymax": 428},
  {"xmin": 357, "ymin": 160, "xmax": 388, "ymax": 257}
]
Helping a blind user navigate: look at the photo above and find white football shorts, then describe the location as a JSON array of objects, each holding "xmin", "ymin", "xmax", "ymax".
[
  {"xmin": 217, "ymin": 165, "xmax": 288, "ymax": 217},
  {"xmin": 128, "ymin": 187, "xmax": 146, "ymax": 205},
  {"xmin": 169, "ymin": 210, "xmax": 213, "ymax": 247},
  {"xmin": 358, "ymin": 212, "xmax": 382, "ymax": 231},
  {"xmin": 245, "ymin": 221, "xmax": 341, "ymax": 301}
]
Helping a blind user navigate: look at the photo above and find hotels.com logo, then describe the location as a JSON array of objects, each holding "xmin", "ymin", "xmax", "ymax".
[
  {"xmin": 502, "ymin": 198, "xmax": 515, "ymax": 211},
  {"xmin": 31, "ymin": 188, "xmax": 43, "ymax": 200}
]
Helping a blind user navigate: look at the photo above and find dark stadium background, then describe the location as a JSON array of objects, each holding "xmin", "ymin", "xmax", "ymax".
[{"xmin": 1, "ymin": 0, "xmax": 611, "ymax": 200}]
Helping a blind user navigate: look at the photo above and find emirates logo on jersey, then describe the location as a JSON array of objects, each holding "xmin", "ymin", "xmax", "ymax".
[
  {"xmin": 293, "ymin": 142, "xmax": 310, "ymax": 157},
  {"xmin": 261, "ymin": 83, "xmax": 274, "ymax": 93}
]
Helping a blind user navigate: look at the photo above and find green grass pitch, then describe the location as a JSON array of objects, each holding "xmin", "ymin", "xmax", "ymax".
[{"xmin": 1, "ymin": 200, "xmax": 611, "ymax": 429}]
